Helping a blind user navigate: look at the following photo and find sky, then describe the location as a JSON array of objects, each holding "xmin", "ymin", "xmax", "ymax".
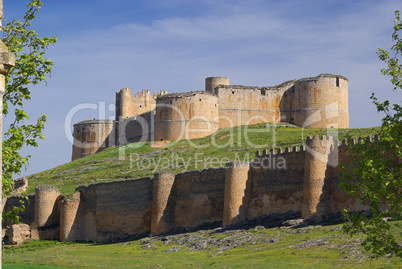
[{"xmin": 3, "ymin": 0, "xmax": 401, "ymax": 178}]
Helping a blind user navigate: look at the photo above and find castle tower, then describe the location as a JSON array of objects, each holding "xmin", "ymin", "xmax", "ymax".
[
  {"xmin": 155, "ymin": 92, "xmax": 219, "ymax": 141},
  {"xmin": 115, "ymin": 88, "xmax": 135, "ymax": 120},
  {"xmin": 302, "ymin": 135, "xmax": 331, "ymax": 218},
  {"xmin": 205, "ymin": 77, "xmax": 229, "ymax": 94},
  {"xmin": 150, "ymin": 172, "xmax": 176, "ymax": 235},
  {"xmin": 115, "ymin": 88, "xmax": 167, "ymax": 121},
  {"xmin": 34, "ymin": 186, "xmax": 61, "ymax": 228},
  {"xmin": 223, "ymin": 161, "xmax": 250, "ymax": 226},
  {"xmin": 71, "ymin": 120, "xmax": 115, "ymax": 161},
  {"xmin": 60, "ymin": 193, "xmax": 80, "ymax": 242},
  {"xmin": 291, "ymin": 74, "xmax": 349, "ymax": 129}
]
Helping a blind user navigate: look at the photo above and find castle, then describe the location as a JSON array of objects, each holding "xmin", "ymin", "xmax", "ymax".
[
  {"xmin": 72, "ymin": 74, "xmax": 349, "ymax": 160},
  {"xmin": 3, "ymin": 135, "xmax": 375, "ymax": 244},
  {"xmin": 3, "ymin": 73, "xmax": 360, "ymax": 244}
]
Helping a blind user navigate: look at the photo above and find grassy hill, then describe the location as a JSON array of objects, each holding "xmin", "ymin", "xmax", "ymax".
[{"xmin": 27, "ymin": 123, "xmax": 381, "ymax": 195}]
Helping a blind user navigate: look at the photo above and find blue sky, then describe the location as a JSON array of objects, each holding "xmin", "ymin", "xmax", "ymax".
[{"xmin": 3, "ymin": 0, "xmax": 401, "ymax": 177}]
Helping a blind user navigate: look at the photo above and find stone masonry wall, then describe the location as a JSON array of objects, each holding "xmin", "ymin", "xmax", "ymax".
[
  {"xmin": 173, "ymin": 168, "xmax": 226, "ymax": 230},
  {"xmin": 216, "ymin": 85, "xmax": 286, "ymax": 128},
  {"xmin": 247, "ymin": 147, "xmax": 306, "ymax": 219},
  {"xmin": 72, "ymin": 120, "xmax": 115, "ymax": 161},
  {"xmin": 116, "ymin": 111, "xmax": 155, "ymax": 145},
  {"xmin": 60, "ymin": 147, "xmax": 378, "ymax": 244},
  {"xmin": 155, "ymin": 92, "xmax": 219, "ymax": 141},
  {"xmin": 77, "ymin": 177, "xmax": 154, "ymax": 242},
  {"xmin": 3, "ymin": 194, "xmax": 35, "ymax": 226}
]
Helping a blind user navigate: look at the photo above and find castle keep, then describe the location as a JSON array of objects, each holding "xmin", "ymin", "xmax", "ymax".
[{"xmin": 72, "ymin": 74, "xmax": 349, "ymax": 160}]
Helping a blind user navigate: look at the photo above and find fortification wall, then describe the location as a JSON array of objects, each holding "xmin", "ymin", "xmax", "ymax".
[
  {"xmin": 72, "ymin": 120, "xmax": 115, "ymax": 161},
  {"xmin": 31, "ymin": 136, "xmax": 384, "ymax": 243},
  {"xmin": 174, "ymin": 168, "xmax": 226, "ymax": 230},
  {"xmin": 215, "ymin": 84, "xmax": 290, "ymax": 128},
  {"xmin": 155, "ymin": 92, "xmax": 219, "ymax": 141},
  {"xmin": 79, "ymin": 177, "xmax": 154, "ymax": 241},
  {"xmin": 289, "ymin": 74, "xmax": 349, "ymax": 129},
  {"xmin": 248, "ymin": 147, "xmax": 306, "ymax": 219},
  {"xmin": 116, "ymin": 111, "xmax": 155, "ymax": 145},
  {"xmin": 3, "ymin": 194, "xmax": 35, "ymax": 226}
]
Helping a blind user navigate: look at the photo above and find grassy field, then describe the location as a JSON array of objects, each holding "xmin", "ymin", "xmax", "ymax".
[
  {"xmin": 3, "ymin": 221, "xmax": 401, "ymax": 268},
  {"xmin": 26, "ymin": 123, "xmax": 381, "ymax": 195}
]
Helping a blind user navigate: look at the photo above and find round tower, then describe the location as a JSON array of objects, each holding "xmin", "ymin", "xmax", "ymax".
[
  {"xmin": 205, "ymin": 77, "xmax": 229, "ymax": 94},
  {"xmin": 302, "ymin": 135, "xmax": 332, "ymax": 218},
  {"xmin": 72, "ymin": 120, "xmax": 115, "ymax": 161},
  {"xmin": 60, "ymin": 194, "xmax": 80, "ymax": 242},
  {"xmin": 223, "ymin": 161, "xmax": 250, "ymax": 226},
  {"xmin": 151, "ymin": 172, "xmax": 176, "ymax": 235},
  {"xmin": 155, "ymin": 91, "xmax": 219, "ymax": 141},
  {"xmin": 115, "ymin": 88, "xmax": 135, "ymax": 120},
  {"xmin": 34, "ymin": 186, "xmax": 61, "ymax": 228},
  {"xmin": 292, "ymin": 74, "xmax": 348, "ymax": 129}
]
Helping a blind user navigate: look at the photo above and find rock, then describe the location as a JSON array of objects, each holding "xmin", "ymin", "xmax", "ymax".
[
  {"xmin": 269, "ymin": 239, "xmax": 279, "ymax": 243},
  {"xmin": 191, "ymin": 240, "xmax": 207, "ymax": 251},
  {"xmin": 141, "ymin": 244, "xmax": 157, "ymax": 250},
  {"xmin": 5, "ymin": 224, "xmax": 31, "ymax": 245},
  {"xmin": 253, "ymin": 225, "xmax": 265, "ymax": 231},
  {"xmin": 164, "ymin": 246, "xmax": 181, "ymax": 252},
  {"xmin": 282, "ymin": 219, "xmax": 304, "ymax": 227}
]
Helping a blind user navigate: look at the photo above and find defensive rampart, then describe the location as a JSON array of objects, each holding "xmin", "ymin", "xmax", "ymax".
[{"xmin": 9, "ymin": 136, "xmax": 377, "ymax": 243}]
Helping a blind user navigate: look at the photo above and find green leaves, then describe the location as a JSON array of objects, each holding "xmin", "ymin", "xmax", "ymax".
[
  {"xmin": 339, "ymin": 10, "xmax": 402, "ymax": 258},
  {"xmin": 2, "ymin": 0, "xmax": 56, "ymax": 223}
]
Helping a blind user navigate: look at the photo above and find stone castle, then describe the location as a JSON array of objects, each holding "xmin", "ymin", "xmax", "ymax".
[
  {"xmin": 4, "ymin": 135, "xmax": 375, "ymax": 244},
  {"xmin": 3, "ymin": 73, "xmax": 360, "ymax": 244},
  {"xmin": 71, "ymin": 74, "xmax": 349, "ymax": 160}
]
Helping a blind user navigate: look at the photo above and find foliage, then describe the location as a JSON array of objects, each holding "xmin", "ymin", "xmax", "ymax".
[
  {"xmin": 2, "ymin": 0, "xmax": 56, "ymax": 222},
  {"xmin": 340, "ymin": 10, "xmax": 402, "ymax": 258}
]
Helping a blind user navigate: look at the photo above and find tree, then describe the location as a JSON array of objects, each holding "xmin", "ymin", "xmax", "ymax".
[
  {"xmin": 2, "ymin": 0, "xmax": 56, "ymax": 222},
  {"xmin": 340, "ymin": 10, "xmax": 402, "ymax": 257}
]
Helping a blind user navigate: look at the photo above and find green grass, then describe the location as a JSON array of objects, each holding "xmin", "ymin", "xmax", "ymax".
[
  {"xmin": 3, "ymin": 221, "xmax": 401, "ymax": 268},
  {"xmin": 27, "ymin": 123, "xmax": 381, "ymax": 194}
]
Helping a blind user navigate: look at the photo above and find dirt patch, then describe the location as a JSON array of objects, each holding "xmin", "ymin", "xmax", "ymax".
[{"xmin": 151, "ymin": 141, "xmax": 171, "ymax": 148}]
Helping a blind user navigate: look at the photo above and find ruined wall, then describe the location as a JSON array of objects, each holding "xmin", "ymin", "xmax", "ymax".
[
  {"xmin": 289, "ymin": 74, "xmax": 349, "ymax": 129},
  {"xmin": 247, "ymin": 146, "xmax": 306, "ymax": 219},
  {"xmin": 116, "ymin": 111, "xmax": 155, "ymax": 145},
  {"xmin": 72, "ymin": 120, "xmax": 115, "ymax": 161},
  {"xmin": 3, "ymin": 194, "xmax": 35, "ymax": 226},
  {"xmin": 115, "ymin": 88, "xmax": 167, "ymax": 120},
  {"xmin": 155, "ymin": 92, "xmax": 219, "ymax": 141}
]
